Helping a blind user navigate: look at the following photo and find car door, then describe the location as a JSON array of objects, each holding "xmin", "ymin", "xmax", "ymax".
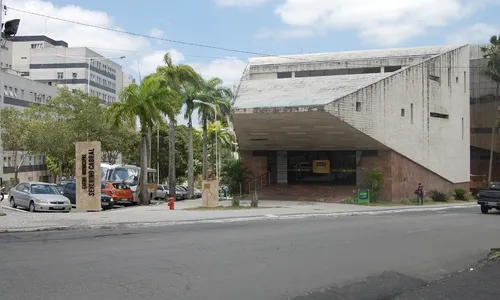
[
  {"xmin": 20, "ymin": 184, "xmax": 31, "ymax": 207},
  {"xmin": 156, "ymin": 186, "xmax": 165, "ymax": 199},
  {"xmin": 12, "ymin": 183, "xmax": 26, "ymax": 207},
  {"xmin": 63, "ymin": 183, "xmax": 76, "ymax": 205}
]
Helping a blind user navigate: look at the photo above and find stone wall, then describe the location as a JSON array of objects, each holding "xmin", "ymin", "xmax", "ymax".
[
  {"xmin": 240, "ymin": 150, "xmax": 268, "ymax": 178},
  {"xmin": 361, "ymin": 150, "xmax": 469, "ymax": 201}
]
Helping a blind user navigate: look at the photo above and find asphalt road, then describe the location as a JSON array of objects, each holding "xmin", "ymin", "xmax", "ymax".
[{"xmin": 0, "ymin": 207, "xmax": 498, "ymax": 300}]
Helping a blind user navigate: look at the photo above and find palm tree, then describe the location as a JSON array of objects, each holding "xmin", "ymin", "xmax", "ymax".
[
  {"xmin": 196, "ymin": 77, "xmax": 233, "ymax": 180},
  {"xmin": 155, "ymin": 53, "xmax": 203, "ymax": 198},
  {"xmin": 182, "ymin": 83, "xmax": 208, "ymax": 198},
  {"xmin": 481, "ymin": 36, "xmax": 500, "ymax": 182},
  {"xmin": 107, "ymin": 76, "xmax": 176, "ymax": 205}
]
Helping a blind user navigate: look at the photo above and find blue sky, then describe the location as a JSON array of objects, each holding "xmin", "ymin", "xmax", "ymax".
[{"xmin": 6, "ymin": 0, "xmax": 500, "ymax": 125}]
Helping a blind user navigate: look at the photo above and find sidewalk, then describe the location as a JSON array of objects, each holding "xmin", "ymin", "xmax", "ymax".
[{"xmin": 0, "ymin": 199, "xmax": 477, "ymax": 233}]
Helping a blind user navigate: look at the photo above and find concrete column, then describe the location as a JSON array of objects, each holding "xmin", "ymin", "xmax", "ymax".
[
  {"xmin": 277, "ymin": 151, "xmax": 288, "ymax": 184},
  {"xmin": 356, "ymin": 151, "xmax": 362, "ymax": 189}
]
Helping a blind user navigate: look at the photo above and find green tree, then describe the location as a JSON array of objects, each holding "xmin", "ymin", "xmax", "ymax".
[
  {"xmin": 154, "ymin": 53, "xmax": 203, "ymax": 198},
  {"xmin": 0, "ymin": 107, "xmax": 37, "ymax": 184},
  {"xmin": 196, "ymin": 77, "xmax": 232, "ymax": 180},
  {"xmin": 207, "ymin": 120, "xmax": 235, "ymax": 174},
  {"xmin": 220, "ymin": 158, "xmax": 251, "ymax": 206},
  {"xmin": 108, "ymin": 76, "xmax": 177, "ymax": 205},
  {"xmin": 482, "ymin": 35, "xmax": 500, "ymax": 182}
]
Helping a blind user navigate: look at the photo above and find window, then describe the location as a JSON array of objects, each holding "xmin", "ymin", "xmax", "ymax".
[
  {"xmin": 295, "ymin": 71, "xmax": 311, "ymax": 77},
  {"xmin": 72, "ymin": 73, "xmax": 77, "ymax": 79},
  {"xmin": 430, "ymin": 112, "xmax": 449, "ymax": 119},
  {"xmin": 456, "ymin": 77, "xmax": 459, "ymax": 83},
  {"xmin": 385, "ymin": 66, "xmax": 402, "ymax": 72},
  {"xmin": 21, "ymin": 89, "xmax": 24, "ymax": 97},
  {"xmin": 429, "ymin": 75, "xmax": 440, "ymax": 82},
  {"xmin": 277, "ymin": 72, "xmax": 292, "ymax": 79},
  {"xmin": 3, "ymin": 157, "xmax": 6, "ymax": 167},
  {"xmin": 410, "ymin": 103, "xmax": 414, "ymax": 124},
  {"xmin": 31, "ymin": 43, "xmax": 43, "ymax": 49},
  {"xmin": 356, "ymin": 102, "xmax": 361, "ymax": 112},
  {"xmin": 21, "ymin": 56, "xmax": 27, "ymax": 59},
  {"xmin": 401, "ymin": 109, "xmax": 405, "ymax": 117},
  {"xmin": 57, "ymin": 72, "xmax": 64, "ymax": 79},
  {"xmin": 14, "ymin": 88, "xmax": 18, "ymax": 97},
  {"xmin": 8, "ymin": 157, "xmax": 11, "ymax": 167}
]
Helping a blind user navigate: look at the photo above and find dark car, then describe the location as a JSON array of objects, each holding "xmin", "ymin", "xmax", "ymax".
[
  {"xmin": 477, "ymin": 181, "xmax": 500, "ymax": 214},
  {"xmin": 61, "ymin": 182, "xmax": 114, "ymax": 210}
]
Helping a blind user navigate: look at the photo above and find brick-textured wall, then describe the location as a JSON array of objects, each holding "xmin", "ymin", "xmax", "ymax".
[
  {"xmin": 240, "ymin": 150, "xmax": 268, "ymax": 178},
  {"xmin": 361, "ymin": 150, "xmax": 469, "ymax": 201}
]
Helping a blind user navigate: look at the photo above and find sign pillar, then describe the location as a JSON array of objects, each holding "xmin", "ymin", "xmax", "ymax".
[{"xmin": 75, "ymin": 141, "xmax": 101, "ymax": 212}]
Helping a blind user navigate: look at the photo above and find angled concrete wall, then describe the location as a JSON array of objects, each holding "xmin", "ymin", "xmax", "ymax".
[{"xmin": 325, "ymin": 46, "xmax": 470, "ymax": 183}]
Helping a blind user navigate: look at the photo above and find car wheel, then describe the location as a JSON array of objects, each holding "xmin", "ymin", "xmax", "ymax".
[
  {"xmin": 9, "ymin": 197, "xmax": 17, "ymax": 208},
  {"xmin": 481, "ymin": 205, "xmax": 489, "ymax": 214},
  {"xmin": 29, "ymin": 201, "xmax": 36, "ymax": 213}
]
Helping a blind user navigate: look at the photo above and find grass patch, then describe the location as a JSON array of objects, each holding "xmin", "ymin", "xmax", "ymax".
[
  {"xmin": 184, "ymin": 206, "xmax": 258, "ymax": 211},
  {"xmin": 488, "ymin": 248, "xmax": 500, "ymax": 260}
]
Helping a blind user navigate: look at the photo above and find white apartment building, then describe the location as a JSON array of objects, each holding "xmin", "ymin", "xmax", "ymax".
[
  {"xmin": 11, "ymin": 35, "xmax": 123, "ymax": 104},
  {"xmin": 1, "ymin": 40, "xmax": 59, "ymax": 183},
  {"xmin": 122, "ymin": 72, "xmax": 136, "ymax": 89},
  {"xmin": 233, "ymin": 45, "xmax": 470, "ymax": 201}
]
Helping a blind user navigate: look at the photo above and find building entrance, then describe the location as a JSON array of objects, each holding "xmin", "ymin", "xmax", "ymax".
[{"xmin": 287, "ymin": 151, "xmax": 356, "ymax": 185}]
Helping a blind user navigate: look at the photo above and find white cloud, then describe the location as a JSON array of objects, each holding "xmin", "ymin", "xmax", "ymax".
[
  {"xmin": 215, "ymin": 0, "xmax": 270, "ymax": 7},
  {"xmin": 7, "ymin": 0, "xmax": 152, "ymax": 53},
  {"xmin": 190, "ymin": 57, "xmax": 247, "ymax": 88},
  {"xmin": 273, "ymin": 0, "xmax": 500, "ymax": 46},
  {"xmin": 136, "ymin": 49, "xmax": 185, "ymax": 75},
  {"xmin": 148, "ymin": 28, "xmax": 165, "ymax": 38},
  {"xmin": 447, "ymin": 23, "xmax": 499, "ymax": 45}
]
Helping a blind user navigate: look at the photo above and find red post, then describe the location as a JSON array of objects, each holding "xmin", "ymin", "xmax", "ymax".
[{"xmin": 168, "ymin": 197, "xmax": 175, "ymax": 210}]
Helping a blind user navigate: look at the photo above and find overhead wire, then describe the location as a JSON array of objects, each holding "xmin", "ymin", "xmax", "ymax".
[{"xmin": 7, "ymin": 5, "xmax": 484, "ymax": 70}]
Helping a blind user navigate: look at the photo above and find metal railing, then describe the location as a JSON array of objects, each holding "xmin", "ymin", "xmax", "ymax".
[{"xmin": 239, "ymin": 171, "xmax": 271, "ymax": 197}]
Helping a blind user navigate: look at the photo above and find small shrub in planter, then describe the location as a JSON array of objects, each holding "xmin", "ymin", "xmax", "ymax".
[
  {"xmin": 428, "ymin": 190, "xmax": 449, "ymax": 202},
  {"xmin": 453, "ymin": 188, "xmax": 467, "ymax": 201}
]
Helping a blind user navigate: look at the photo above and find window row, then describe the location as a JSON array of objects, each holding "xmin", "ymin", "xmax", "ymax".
[
  {"xmin": 3, "ymin": 85, "xmax": 51, "ymax": 103},
  {"xmin": 276, "ymin": 66, "xmax": 403, "ymax": 79},
  {"xmin": 90, "ymin": 60, "xmax": 117, "ymax": 75},
  {"xmin": 3, "ymin": 154, "xmax": 47, "ymax": 167},
  {"xmin": 90, "ymin": 73, "xmax": 116, "ymax": 89},
  {"xmin": 89, "ymin": 90, "xmax": 116, "ymax": 102}
]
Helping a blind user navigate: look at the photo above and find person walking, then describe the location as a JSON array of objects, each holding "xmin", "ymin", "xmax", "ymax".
[{"xmin": 415, "ymin": 182, "xmax": 425, "ymax": 205}]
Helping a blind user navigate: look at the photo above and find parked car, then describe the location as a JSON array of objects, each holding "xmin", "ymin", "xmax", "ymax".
[
  {"xmin": 477, "ymin": 181, "xmax": 500, "ymax": 214},
  {"xmin": 155, "ymin": 185, "xmax": 185, "ymax": 201},
  {"xmin": 180, "ymin": 186, "xmax": 202, "ymax": 198},
  {"xmin": 61, "ymin": 182, "xmax": 114, "ymax": 210},
  {"xmin": 9, "ymin": 181, "xmax": 72, "ymax": 213},
  {"xmin": 102, "ymin": 181, "xmax": 135, "ymax": 206},
  {"xmin": 176, "ymin": 186, "xmax": 188, "ymax": 200}
]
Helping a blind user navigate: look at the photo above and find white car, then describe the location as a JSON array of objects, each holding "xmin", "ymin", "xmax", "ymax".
[{"xmin": 9, "ymin": 182, "xmax": 72, "ymax": 213}]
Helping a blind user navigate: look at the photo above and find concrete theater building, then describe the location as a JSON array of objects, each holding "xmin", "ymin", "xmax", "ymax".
[{"xmin": 232, "ymin": 45, "xmax": 471, "ymax": 201}]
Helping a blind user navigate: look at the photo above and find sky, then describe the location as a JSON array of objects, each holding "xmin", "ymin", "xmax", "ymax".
[{"xmin": 5, "ymin": 0, "xmax": 500, "ymax": 126}]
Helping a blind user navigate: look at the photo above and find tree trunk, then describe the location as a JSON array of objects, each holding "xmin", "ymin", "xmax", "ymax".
[
  {"xmin": 488, "ymin": 81, "xmax": 500, "ymax": 182},
  {"xmin": 168, "ymin": 119, "xmax": 176, "ymax": 199},
  {"xmin": 187, "ymin": 114, "xmax": 194, "ymax": 199},
  {"xmin": 147, "ymin": 126, "xmax": 152, "ymax": 168},
  {"xmin": 58, "ymin": 160, "xmax": 63, "ymax": 184},
  {"xmin": 202, "ymin": 117, "xmax": 208, "ymax": 180},
  {"xmin": 139, "ymin": 130, "xmax": 149, "ymax": 205}
]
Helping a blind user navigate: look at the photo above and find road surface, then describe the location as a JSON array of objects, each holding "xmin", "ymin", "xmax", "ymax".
[{"xmin": 0, "ymin": 207, "xmax": 498, "ymax": 300}]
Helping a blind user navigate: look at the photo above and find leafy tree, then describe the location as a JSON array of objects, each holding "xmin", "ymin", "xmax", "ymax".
[
  {"xmin": 154, "ymin": 53, "xmax": 203, "ymax": 198},
  {"xmin": 196, "ymin": 77, "xmax": 232, "ymax": 180},
  {"xmin": 0, "ymin": 107, "xmax": 37, "ymax": 184},
  {"xmin": 108, "ymin": 76, "xmax": 177, "ymax": 205},
  {"xmin": 101, "ymin": 125, "xmax": 139, "ymax": 164},
  {"xmin": 207, "ymin": 120, "xmax": 235, "ymax": 176},
  {"xmin": 220, "ymin": 158, "xmax": 251, "ymax": 207},
  {"xmin": 482, "ymin": 35, "xmax": 500, "ymax": 182}
]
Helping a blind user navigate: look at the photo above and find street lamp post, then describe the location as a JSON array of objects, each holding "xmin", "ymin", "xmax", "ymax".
[
  {"xmin": 193, "ymin": 100, "xmax": 218, "ymax": 180},
  {"xmin": 56, "ymin": 54, "xmax": 126, "ymax": 95}
]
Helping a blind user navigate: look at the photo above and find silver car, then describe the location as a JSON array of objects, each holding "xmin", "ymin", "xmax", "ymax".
[{"xmin": 9, "ymin": 181, "xmax": 72, "ymax": 213}]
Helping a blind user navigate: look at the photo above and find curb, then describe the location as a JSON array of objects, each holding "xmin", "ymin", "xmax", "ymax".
[
  {"xmin": 1, "ymin": 205, "xmax": 29, "ymax": 213},
  {"xmin": 0, "ymin": 203, "xmax": 477, "ymax": 233}
]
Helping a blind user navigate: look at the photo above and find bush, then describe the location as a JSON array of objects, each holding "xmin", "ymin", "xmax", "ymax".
[
  {"xmin": 343, "ymin": 196, "xmax": 356, "ymax": 204},
  {"xmin": 364, "ymin": 169, "xmax": 385, "ymax": 202},
  {"xmin": 220, "ymin": 158, "xmax": 251, "ymax": 207},
  {"xmin": 453, "ymin": 188, "xmax": 467, "ymax": 201},
  {"xmin": 428, "ymin": 190, "xmax": 449, "ymax": 202}
]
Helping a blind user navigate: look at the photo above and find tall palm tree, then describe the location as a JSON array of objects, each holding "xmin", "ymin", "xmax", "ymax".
[
  {"xmin": 155, "ymin": 53, "xmax": 203, "ymax": 198},
  {"xmin": 182, "ymin": 83, "xmax": 207, "ymax": 198},
  {"xmin": 107, "ymin": 76, "xmax": 176, "ymax": 205},
  {"xmin": 481, "ymin": 36, "xmax": 500, "ymax": 182},
  {"xmin": 197, "ymin": 77, "xmax": 233, "ymax": 180}
]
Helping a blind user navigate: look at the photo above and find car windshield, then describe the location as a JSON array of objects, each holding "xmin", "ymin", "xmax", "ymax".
[
  {"xmin": 108, "ymin": 168, "xmax": 139, "ymax": 186},
  {"xmin": 30, "ymin": 184, "xmax": 60, "ymax": 195}
]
